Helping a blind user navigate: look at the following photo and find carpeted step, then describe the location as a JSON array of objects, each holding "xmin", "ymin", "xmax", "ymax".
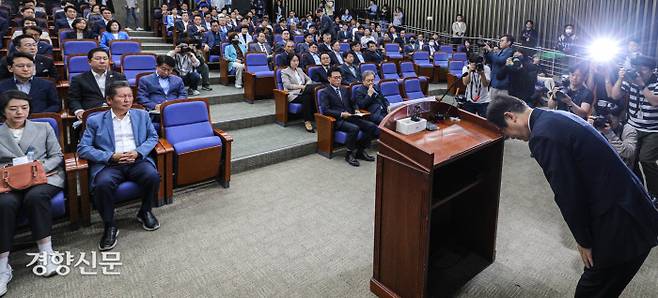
[{"xmin": 210, "ymin": 99, "xmax": 275, "ymax": 131}]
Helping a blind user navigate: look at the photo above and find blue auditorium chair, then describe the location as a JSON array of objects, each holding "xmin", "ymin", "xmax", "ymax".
[
  {"xmin": 379, "ymin": 80, "xmax": 404, "ymax": 104},
  {"xmin": 159, "ymin": 98, "xmax": 232, "ymax": 191},
  {"xmin": 412, "ymin": 51, "xmax": 434, "ymax": 82},
  {"xmin": 244, "ymin": 53, "xmax": 275, "ymax": 103},
  {"xmin": 359, "ymin": 63, "xmax": 381, "ymax": 83},
  {"xmin": 109, "ymin": 40, "xmax": 142, "ymax": 68},
  {"xmin": 402, "ymin": 78, "xmax": 426, "ymax": 100},
  {"xmin": 400, "ymin": 62, "xmax": 429, "ymax": 94},
  {"xmin": 67, "ymin": 54, "xmax": 91, "ymax": 81},
  {"xmin": 384, "ymin": 43, "xmax": 403, "ymax": 61},
  {"xmin": 274, "ymin": 68, "xmax": 303, "ymax": 126},
  {"xmin": 381, "ymin": 62, "xmax": 400, "ymax": 80},
  {"xmin": 121, "ymin": 53, "xmax": 157, "ymax": 86}
]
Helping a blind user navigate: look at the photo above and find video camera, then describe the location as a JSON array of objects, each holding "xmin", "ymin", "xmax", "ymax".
[
  {"xmin": 177, "ymin": 43, "xmax": 194, "ymax": 54},
  {"xmin": 553, "ymin": 76, "xmax": 571, "ymax": 101},
  {"xmin": 591, "ymin": 115, "xmax": 610, "ymax": 129}
]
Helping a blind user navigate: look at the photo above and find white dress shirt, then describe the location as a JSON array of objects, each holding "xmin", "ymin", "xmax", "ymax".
[
  {"xmin": 111, "ymin": 110, "xmax": 137, "ymax": 153},
  {"xmin": 94, "ymin": 70, "xmax": 107, "ymax": 97}
]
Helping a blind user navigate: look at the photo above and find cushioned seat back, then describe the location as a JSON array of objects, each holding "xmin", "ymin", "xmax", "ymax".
[
  {"xmin": 220, "ymin": 42, "xmax": 229, "ymax": 56},
  {"xmin": 63, "ymin": 40, "xmax": 97, "ymax": 57},
  {"xmin": 31, "ymin": 117, "xmax": 59, "ymax": 138},
  {"xmin": 245, "ymin": 53, "xmax": 270, "ymax": 73},
  {"xmin": 122, "ymin": 54, "xmax": 157, "ymax": 84},
  {"xmin": 440, "ymin": 45, "xmax": 453, "ymax": 53},
  {"xmin": 434, "ymin": 52, "xmax": 449, "ymax": 62},
  {"xmin": 381, "ymin": 63, "xmax": 399, "ymax": 80},
  {"xmin": 275, "ymin": 69, "xmax": 284, "ymax": 90},
  {"xmin": 307, "ymin": 66, "xmax": 323, "ymax": 80},
  {"xmin": 293, "ymin": 35, "xmax": 304, "ymax": 43},
  {"xmin": 384, "ymin": 43, "xmax": 399, "ymax": 54},
  {"xmin": 404, "ymin": 78, "xmax": 425, "ymax": 99},
  {"xmin": 413, "ymin": 51, "xmax": 430, "ymax": 64},
  {"xmin": 456, "ymin": 45, "xmax": 466, "ymax": 52},
  {"xmin": 380, "ymin": 80, "xmax": 403, "ymax": 103},
  {"xmin": 350, "ymin": 84, "xmax": 363, "ymax": 102},
  {"xmin": 58, "ymin": 29, "xmax": 72, "ymax": 47},
  {"xmin": 68, "ymin": 55, "xmax": 91, "ymax": 81},
  {"xmin": 315, "ymin": 88, "xmax": 327, "ymax": 114},
  {"xmin": 452, "ymin": 52, "xmax": 467, "ymax": 61},
  {"xmin": 400, "ymin": 62, "xmax": 417, "ymax": 78},
  {"xmin": 273, "ymin": 34, "xmax": 283, "ymax": 44},
  {"xmin": 162, "ymin": 101, "xmax": 216, "ymax": 146},
  {"xmin": 110, "ymin": 40, "xmax": 141, "ymax": 56},
  {"xmin": 360, "ymin": 64, "xmax": 380, "ymax": 82},
  {"xmin": 339, "ymin": 42, "xmax": 350, "ymax": 54},
  {"xmin": 449, "ymin": 60, "xmax": 465, "ymax": 72},
  {"xmin": 274, "ymin": 53, "xmax": 287, "ymax": 67}
]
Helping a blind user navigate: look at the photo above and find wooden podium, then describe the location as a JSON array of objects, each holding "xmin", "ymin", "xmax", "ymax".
[{"xmin": 371, "ymin": 101, "xmax": 505, "ymax": 297}]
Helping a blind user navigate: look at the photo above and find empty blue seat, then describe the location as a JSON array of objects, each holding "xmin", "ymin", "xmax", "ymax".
[
  {"xmin": 448, "ymin": 60, "xmax": 465, "ymax": 77},
  {"xmin": 384, "ymin": 43, "xmax": 403, "ymax": 59},
  {"xmin": 109, "ymin": 40, "xmax": 141, "ymax": 68},
  {"xmin": 433, "ymin": 52, "xmax": 450, "ymax": 68},
  {"xmin": 381, "ymin": 63, "xmax": 400, "ymax": 80},
  {"xmin": 403, "ymin": 78, "xmax": 426, "ymax": 99},
  {"xmin": 379, "ymin": 80, "xmax": 404, "ymax": 103},
  {"xmin": 122, "ymin": 54, "xmax": 157, "ymax": 86},
  {"xmin": 67, "ymin": 55, "xmax": 91, "ymax": 81},
  {"xmin": 412, "ymin": 51, "xmax": 433, "ymax": 68},
  {"xmin": 359, "ymin": 63, "xmax": 381, "ymax": 83}
]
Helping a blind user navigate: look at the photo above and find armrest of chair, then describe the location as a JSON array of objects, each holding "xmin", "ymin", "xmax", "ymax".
[
  {"xmin": 314, "ymin": 112, "xmax": 336, "ymax": 135},
  {"xmin": 213, "ymin": 128, "xmax": 232, "ymax": 188},
  {"xmin": 73, "ymin": 155, "xmax": 91, "ymax": 226},
  {"xmin": 273, "ymin": 89, "xmax": 289, "ymax": 125},
  {"xmin": 154, "ymin": 140, "xmax": 173, "ymax": 205},
  {"xmin": 314, "ymin": 113, "xmax": 336, "ymax": 158},
  {"xmin": 63, "ymin": 152, "xmax": 81, "ymax": 228}
]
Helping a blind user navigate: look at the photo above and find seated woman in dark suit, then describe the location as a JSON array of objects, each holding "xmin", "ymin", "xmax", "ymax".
[
  {"xmin": 64, "ymin": 17, "xmax": 98, "ymax": 40},
  {"xmin": 281, "ymin": 54, "xmax": 321, "ymax": 133},
  {"xmin": 0, "ymin": 90, "xmax": 66, "ymax": 296}
]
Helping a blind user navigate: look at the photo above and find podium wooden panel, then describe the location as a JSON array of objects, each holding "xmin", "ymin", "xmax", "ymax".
[{"xmin": 371, "ymin": 101, "xmax": 504, "ymax": 297}]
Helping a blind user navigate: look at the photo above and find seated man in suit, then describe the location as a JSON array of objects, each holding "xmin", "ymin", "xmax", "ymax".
[
  {"xmin": 339, "ymin": 52, "xmax": 361, "ymax": 85},
  {"xmin": 318, "ymin": 33, "xmax": 333, "ymax": 54},
  {"xmin": 275, "ymin": 41, "xmax": 296, "ymax": 68},
  {"xmin": 248, "ymin": 32, "xmax": 273, "ymax": 62},
  {"xmin": 350, "ymin": 42, "xmax": 367, "ymax": 65},
  {"xmin": 92, "ymin": 8, "xmax": 113, "ymax": 36},
  {"xmin": 354, "ymin": 70, "xmax": 389, "ymax": 124},
  {"xmin": 328, "ymin": 40, "xmax": 345, "ymax": 66},
  {"xmin": 320, "ymin": 68, "xmax": 378, "ymax": 167},
  {"xmin": 174, "ymin": 12, "xmax": 192, "ymax": 40},
  {"xmin": 295, "ymin": 33, "xmax": 314, "ymax": 55},
  {"xmin": 68, "ymin": 48, "xmax": 127, "ymax": 120},
  {"xmin": 337, "ymin": 23, "xmax": 352, "ymax": 42},
  {"xmin": 77, "ymin": 81, "xmax": 161, "ymax": 251},
  {"xmin": 364, "ymin": 41, "xmax": 384, "ymax": 64},
  {"xmin": 54, "ymin": 5, "xmax": 77, "ymax": 31},
  {"xmin": 203, "ymin": 20, "xmax": 225, "ymax": 56},
  {"xmin": 0, "ymin": 53, "xmax": 60, "ymax": 113},
  {"xmin": 137, "ymin": 55, "xmax": 187, "ymax": 111},
  {"xmin": 22, "ymin": 26, "xmax": 53, "ymax": 56},
  {"xmin": 301, "ymin": 43, "xmax": 322, "ymax": 70},
  {"xmin": 310, "ymin": 53, "xmax": 332, "ymax": 85},
  {"xmin": 0, "ymin": 35, "xmax": 56, "ymax": 80}
]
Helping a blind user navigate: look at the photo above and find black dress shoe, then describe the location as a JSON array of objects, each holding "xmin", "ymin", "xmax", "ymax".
[
  {"xmin": 137, "ymin": 210, "xmax": 160, "ymax": 231},
  {"xmin": 345, "ymin": 152, "xmax": 360, "ymax": 167},
  {"xmin": 356, "ymin": 150, "xmax": 375, "ymax": 162},
  {"xmin": 99, "ymin": 226, "xmax": 119, "ymax": 251}
]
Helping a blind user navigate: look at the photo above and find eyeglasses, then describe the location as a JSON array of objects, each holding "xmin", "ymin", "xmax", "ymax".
[
  {"xmin": 13, "ymin": 64, "xmax": 34, "ymax": 69},
  {"xmin": 21, "ymin": 43, "xmax": 37, "ymax": 48}
]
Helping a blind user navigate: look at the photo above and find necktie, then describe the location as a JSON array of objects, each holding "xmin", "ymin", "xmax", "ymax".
[
  {"xmin": 260, "ymin": 43, "xmax": 267, "ymax": 54},
  {"xmin": 335, "ymin": 87, "xmax": 341, "ymax": 99}
]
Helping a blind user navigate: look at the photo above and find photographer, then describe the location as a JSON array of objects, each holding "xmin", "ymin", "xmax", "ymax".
[
  {"xmin": 167, "ymin": 42, "xmax": 202, "ymax": 96},
  {"xmin": 460, "ymin": 55, "xmax": 491, "ymax": 116},
  {"xmin": 588, "ymin": 115, "xmax": 638, "ymax": 168},
  {"xmin": 611, "ymin": 55, "xmax": 658, "ymax": 198},
  {"xmin": 548, "ymin": 63, "xmax": 593, "ymax": 119},
  {"xmin": 483, "ymin": 34, "xmax": 515, "ymax": 97},
  {"xmin": 498, "ymin": 50, "xmax": 538, "ymax": 106}
]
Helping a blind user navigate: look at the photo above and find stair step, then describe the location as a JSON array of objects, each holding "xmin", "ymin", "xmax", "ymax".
[
  {"xmin": 188, "ymin": 83, "xmax": 249, "ymax": 104},
  {"xmin": 127, "ymin": 30, "xmax": 158, "ymax": 37},
  {"xmin": 228, "ymin": 123, "xmax": 317, "ymax": 174},
  {"xmin": 210, "ymin": 100, "xmax": 275, "ymax": 131},
  {"xmin": 131, "ymin": 36, "xmax": 164, "ymax": 43}
]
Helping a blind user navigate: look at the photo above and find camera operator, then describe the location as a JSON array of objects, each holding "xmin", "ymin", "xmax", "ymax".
[
  {"xmin": 498, "ymin": 50, "xmax": 538, "ymax": 106},
  {"xmin": 611, "ymin": 55, "xmax": 658, "ymax": 198},
  {"xmin": 167, "ymin": 42, "xmax": 202, "ymax": 96},
  {"xmin": 483, "ymin": 34, "xmax": 515, "ymax": 98},
  {"xmin": 460, "ymin": 55, "xmax": 491, "ymax": 116},
  {"xmin": 548, "ymin": 63, "xmax": 593, "ymax": 119},
  {"xmin": 588, "ymin": 114, "xmax": 637, "ymax": 168}
]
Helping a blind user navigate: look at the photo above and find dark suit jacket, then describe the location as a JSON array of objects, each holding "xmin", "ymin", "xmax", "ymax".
[
  {"xmin": 55, "ymin": 18, "xmax": 73, "ymax": 31},
  {"xmin": 339, "ymin": 64, "xmax": 361, "ymax": 85},
  {"xmin": 0, "ymin": 55, "xmax": 57, "ymax": 80},
  {"xmin": 529, "ymin": 109, "xmax": 658, "ymax": 268},
  {"xmin": 354, "ymin": 85, "xmax": 389, "ymax": 114},
  {"xmin": 310, "ymin": 66, "xmax": 330, "ymax": 84},
  {"xmin": 92, "ymin": 19, "xmax": 110, "ymax": 35},
  {"xmin": 337, "ymin": 30, "xmax": 352, "ymax": 42},
  {"xmin": 38, "ymin": 42, "xmax": 53, "ymax": 56},
  {"xmin": 0, "ymin": 17, "xmax": 8, "ymax": 48},
  {"xmin": 318, "ymin": 42, "xmax": 332, "ymax": 54},
  {"xmin": 301, "ymin": 52, "xmax": 321, "ymax": 69},
  {"xmin": 364, "ymin": 50, "xmax": 383, "ymax": 64},
  {"xmin": 0, "ymin": 77, "xmax": 60, "ymax": 113},
  {"xmin": 67, "ymin": 70, "xmax": 126, "ymax": 113},
  {"xmin": 318, "ymin": 15, "xmax": 334, "ymax": 36},
  {"xmin": 248, "ymin": 42, "xmax": 273, "ymax": 56},
  {"xmin": 319, "ymin": 85, "xmax": 357, "ymax": 121},
  {"xmin": 13, "ymin": 17, "xmax": 48, "ymax": 29}
]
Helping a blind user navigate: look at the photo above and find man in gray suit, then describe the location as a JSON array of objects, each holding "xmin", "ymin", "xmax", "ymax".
[{"xmin": 248, "ymin": 32, "xmax": 273, "ymax": 62}]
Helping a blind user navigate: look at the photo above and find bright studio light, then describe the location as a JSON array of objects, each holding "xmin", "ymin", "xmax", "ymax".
[{"xmin": 588, "ymin": 38, "xmax": 620, "ymax": 63}]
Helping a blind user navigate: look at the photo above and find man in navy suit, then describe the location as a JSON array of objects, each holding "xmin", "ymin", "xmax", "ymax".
[
  {"xmin": 310, "ymin": 53, "xmax": 332, "ymax": 85},
  {"xmin": 316, "ymin": 9, "xmax": 334, "ymax": 39},
  {"xmin": 483, "ymin": 34, "xmax": 515, "ymax": 97},
  {"xmin": 0, "ymin": 16, "xmax": 8, "ymax": 49},
  {"xmin": 363, "ymin": 41, "xmax": 383, "ymax": 64},
  {"xmin": 339, "ymin": 52, "xmax": 361, "ymax": 85},
  {"xmin": 92, "ymin": 8, "xmax": 113, "ymax": 36},
  {"xmin": 78, "ymin": 81, "xmax": 161, "ymax": 251},
  {"xmin": 136, "ymin": 55, "xmax": 187, "ymax": 111},
  {"xmin": 0, "ymin": 53, "xmax": 60, "ymax": 113},
  {"xmin": 486, "ymin": 94, "xmax": 658, "ymax": 297},
  {"xmin": 0, "ymin": 35, "xmax": 56, "ymax": 80},
  {"xmin": 319, "ymin": 68, "xmax": 378, "ymax": 167},
  {"xmin": 354, "ymin": 71, "xmax": 388, "ymax": 124},
  {"xmin": 54, "ymin": 5, "xmax": 76, "ymax": 31},
  {"xmin": 203, "ymin": 20, "xmax": 225, "ymax": 56}
]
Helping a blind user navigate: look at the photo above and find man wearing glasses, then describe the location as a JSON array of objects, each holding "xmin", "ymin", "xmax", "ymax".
[
  {"xmin": 0, "ymin": 35, "xmax": 56, "ymax": 80},
  {"xmin": 68, "ymin": 48, "xmax": 127, "ymax": 120},
  {"xmin": 0, "ymin": 52, "xmax": 60, "ymax": 113},
  {"xmin": 319, "ymin": 68, "xmax": 379, "ymax": 167}
]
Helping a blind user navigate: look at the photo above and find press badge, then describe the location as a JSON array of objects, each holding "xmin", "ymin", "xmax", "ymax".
[{"xmin": 12, "ymin": 156, "xmax": 30, "ymax": 165}]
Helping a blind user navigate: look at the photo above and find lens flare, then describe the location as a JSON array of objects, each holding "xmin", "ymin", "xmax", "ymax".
[{"xmin": 588, "ymin": 38, "xmax": 619, "ymax": 63}]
